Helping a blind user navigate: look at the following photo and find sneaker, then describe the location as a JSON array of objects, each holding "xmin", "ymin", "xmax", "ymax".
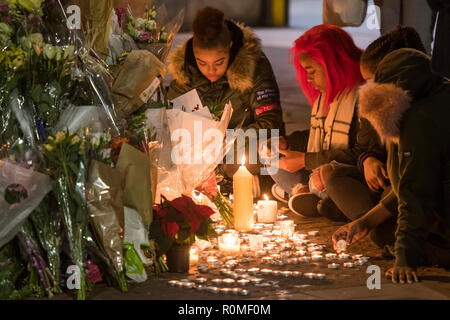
[
  {"xmin": 288, "ymin": 193, "xmax": 320, "ymax": 217},
  {"xmin": 271, "ymin": 184, "xmax": 289, "ymax": 203}
]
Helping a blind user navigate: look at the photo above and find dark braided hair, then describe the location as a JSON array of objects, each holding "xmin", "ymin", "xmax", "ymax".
[
  {"xmin": 361, "ymin": 25, "xmax": 426, "ymax": 73},
  {"xmin": 192, "ymin": 6, "xmax": 232, "ymax": 50}
]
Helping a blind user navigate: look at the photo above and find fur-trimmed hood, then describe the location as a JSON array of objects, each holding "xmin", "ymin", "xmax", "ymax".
[
  {"xmin": 359, "ymin": 48, "xmax": 443, "ymax": 144},
  {"xmin": 167, "ymin": 21, "xmax": 262, "ymax": 93}
]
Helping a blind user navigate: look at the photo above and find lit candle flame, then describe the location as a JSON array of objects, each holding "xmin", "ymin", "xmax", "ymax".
[
  {"xmin": 241, "ymin": 155, "xmax": 246, "ymax": 166},
  {"xmin": 264, "ymin": 194, "xmax": 269, "ymax": 201}
]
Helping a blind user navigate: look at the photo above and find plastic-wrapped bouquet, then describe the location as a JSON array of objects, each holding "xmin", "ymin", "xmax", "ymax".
[{"xmin": 117, "ymin": 2, "xmax": 183, "ymax": 62}]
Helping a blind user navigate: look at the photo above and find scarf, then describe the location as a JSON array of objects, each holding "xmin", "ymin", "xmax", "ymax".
[{"xmin": 307, "ymin": 87, "xmax": 358, "ymax": 152}]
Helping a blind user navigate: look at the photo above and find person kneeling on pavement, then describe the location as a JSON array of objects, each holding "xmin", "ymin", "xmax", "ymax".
[{"xmin": 332, "ymin": 48, "xmax": 450, "ymax": 284}]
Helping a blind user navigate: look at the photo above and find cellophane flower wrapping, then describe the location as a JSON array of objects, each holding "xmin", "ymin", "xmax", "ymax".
[{"xmin": 109, "ymin": 1, "xmax": 184, "ymax": 64}]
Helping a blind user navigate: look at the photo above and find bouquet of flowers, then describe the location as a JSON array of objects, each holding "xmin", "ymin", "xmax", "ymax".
[
  {"xmin": 118, "ymin": 2, "xmax": 183, "ymax": 62},
  {"xmin": 150, "ymin": 194, "xmax": 216, "ymax": 258},
  {"xmin": 40, "ymin": 131, "xmax": 89, "ymax": 300}
]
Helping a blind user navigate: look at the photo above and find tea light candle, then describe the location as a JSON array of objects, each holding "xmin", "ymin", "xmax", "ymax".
[
  {"xmin": 336, "ymin": 239, "xmax": 347, "ymax": 252},
  {"xmin": 235, "ymin": 268, "xmax": 246, "ymax": 274},
  {"xmin": 296, "ymin": 250, "xmax": 307, "ymax": 256},
  {"xmin": 293, "ymin": 271, "xmax": 302, "ymax": 278},
  {"xmin": 248, "ymin": 234, "xmax": 264, "ymax": 251},
  {"xmin": 312, "ymin": 254, "xmax": 323, "ymax": 261},
  {"xmin": 219, "ymin": 232, "xmax": 240, "ymax": 254},
  {"xmin": 270, "ymin": 253, "xmax": 281, "ymax": 260},
  {"xmin": 328, "ymin": 263, "xmax": 340, "ymax": 269},
  {"xmin": 355, "ymin": 259, "xmax": 366, "ymax": 266},
  {"xmin": 231, "ymin": 288, "xmax": 241, "ymax": 295},
  {"xmin": 248, "ymin": 267, "xmax": 260, "ymax": 275},
  {"xmin": 198, "ymin": 264, "xmax": 209, "ymax": 273},
  {"xmin": 239, "ymin": 289, "xmax": 250, "ymax": 296},
  {"xmin": 352, "ymin": 254, "xmax": 363, "ymax": 260},
  {"xmin": 279, "ymin": 220, "xmax": 295, "ymax": 238},
  {"xmin": 360, "ymin": 256, "xmax": 370, "ymax": 263},
  {"xmin": 206, "ymin": 257, "xmax": 218, "ymax": 269},
  {"xmin": 237, "ymin": 279, "xmax": 250, "ymax": 286},
  {"xmin": 220, "ymin": 288, "xmax": 231, "ymax": 295},
  {"xmin": 308, "ymin": 230, "xmax": 319, "ymax": 236},
  {"xmin": 326, "ymin": 253, "xmax": 337, "ymax": 261},
  {"xmin": 312, "ymin": 251, "xmax": 323, "ymax": 256},
  {"xmin": 183, "ymin": 282, "xmax": 195, "ymax": 289},
  {"xmin": 281, "ymin": 271, "xmax": 292, "ymax": 278},
  {"xmin": 233, "ymin": 156, "xmax": 254, "ymax": 231},
  {"xmin": 196, "ymin": 284, "xmax": 207, "ymax": 291},
  {"xmin": 304, "ymin": 273, "xmax": 315, "ymax": 279},
  {"xmin": 256, "ymin": 250, "xmax": 266, "ymax": 257},
  {"xmin": 222, "ymin": 278, "xmax": 236, "ymax": 285},
  {"xmin": 338, "ymin": 253, "xmax": 350, "ymax": 260},
  {"xmin": 212, "ymin": 278, "xmax": 223, "ymax": 285},
  {"xmin": 168, "ymin": 280, "xmax": 179, "ymax": 287},
  {"xmin": 272, "ymin": 270, "xmax": 281, "ymax": 276},
  {"xmin": 344, "ymin": 262, "xmax": 355, "ymax": 268},
  {"xmin": 256, "ymin": 195, "xmax": 278, "ymax": 223},
  {"xmin": 250, "ymin": 277, "xmax": 263, "ymax": 284},
  {"xmin": 300, "ymin": 256, "xmax": 310, "ymax": 263},
  {"xmin": 260, "ymin": 268, "xmax": 272, "ymax": 275},
  {"xmin": 195, "ymin": 277, "xmax": 207, "ymax": 284},
  {"xmin": 208, "ymin": 286, "xmax": 220, "ymax": 294},
  {"xmin": 262, "ymin": 256, "xmax": 273, "ymax": 264},
  {"xmin": 315, "ymin": 273, "xmax": 326, "ymax": 280}
]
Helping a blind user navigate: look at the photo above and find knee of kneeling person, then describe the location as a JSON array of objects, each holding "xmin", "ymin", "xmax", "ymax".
[{"xmin": 323, "ymin": 164, "xmax": 348, "ymax": 192}]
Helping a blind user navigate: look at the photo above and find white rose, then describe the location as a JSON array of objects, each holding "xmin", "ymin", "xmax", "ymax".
[
  {"xmin": 146, "ymin": 20, "xmax": 157, "ymax": 30},
  {"xmin": 135, "ymin": 18, "xmax": 146, "ymax": 30}
]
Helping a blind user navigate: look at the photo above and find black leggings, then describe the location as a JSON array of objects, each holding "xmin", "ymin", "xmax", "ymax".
[{"xmin": 326, "ymin": 164, "xmax": 397, "ymax": 248}]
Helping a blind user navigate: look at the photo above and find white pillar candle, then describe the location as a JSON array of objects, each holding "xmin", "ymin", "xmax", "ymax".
[
  {"xmin": 233, "ymin": 156, "xmax": 254, "ymax": 231},
  {"xmin": 256, "ymin": 194, "xmax": 278, "ymax": 223}
]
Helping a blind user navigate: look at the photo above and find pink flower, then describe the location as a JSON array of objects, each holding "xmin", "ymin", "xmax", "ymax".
[{"xmin": 138, "ymin": 31, "xmax": 152, "ymax": 42}]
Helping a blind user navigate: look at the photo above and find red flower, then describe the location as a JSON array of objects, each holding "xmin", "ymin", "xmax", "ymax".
[
  {"xmin": 162, "ymin": 221, "xmax": 179, "ymax": 237},
  {"xmin": 168, "ymin": 195, "xmax": 214, "ymax": 234}
]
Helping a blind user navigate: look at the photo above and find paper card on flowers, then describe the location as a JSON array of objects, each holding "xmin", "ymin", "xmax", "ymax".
[{"xmin": 170, "ymin": 89, "xmax": 210, "ymax": 117}]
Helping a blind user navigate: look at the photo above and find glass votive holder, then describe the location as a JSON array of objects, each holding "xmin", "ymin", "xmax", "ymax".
[
  {"xmin": 256, "ymin": 198, "xmax": 278, "ymax": 223},
  {"xmin": 248, "ymin": 234, "xmax": 264, "ymax": 251},
  {"xmin": 190, "ymin": 247, "xmax": 199, "ymax": 266},
  {"xmin": 219, "ymin": 232, "xmax": 240, "ymax": 254},
  {"xmin": 279, "ymin": 220, "xmax": 295, "ymax": 238}
]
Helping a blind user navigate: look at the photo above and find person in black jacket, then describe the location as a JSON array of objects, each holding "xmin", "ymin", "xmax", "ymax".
[
  {"xmin": 328, "ymin": 26, "xmax": 428, "ymax": 249},
  {"xmin": 287, "ymin": 26, "xmax": 427, "ymax": 222}
]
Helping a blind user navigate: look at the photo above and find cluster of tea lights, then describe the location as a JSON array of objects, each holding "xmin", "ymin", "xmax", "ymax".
[{"xmin": 166, "ymin": 203, "xmax": 370, "ymax": 296}]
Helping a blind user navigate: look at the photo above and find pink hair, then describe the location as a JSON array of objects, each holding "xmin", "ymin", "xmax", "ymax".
[{"xmin": 291, "ymin": 24, "xmax": 364, "ymax": 114}]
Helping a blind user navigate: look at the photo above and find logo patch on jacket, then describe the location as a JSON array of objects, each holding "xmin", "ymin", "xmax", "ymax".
[
  {"xmin": 255, "ymin": 89, "xmax": 278, "ymax": 102},
  {"xmin": 255, "ymin": 103, "xmax": 281, "ymax": 116},
  {"xmin": 403, "ymin": 151, "xmax": 412, "ymax": 158}
]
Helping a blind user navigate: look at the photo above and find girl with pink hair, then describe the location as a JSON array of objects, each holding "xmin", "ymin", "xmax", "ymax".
[{"xmin": 268, "ymin": 24, "xmax": 365, "ymax": 217}]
